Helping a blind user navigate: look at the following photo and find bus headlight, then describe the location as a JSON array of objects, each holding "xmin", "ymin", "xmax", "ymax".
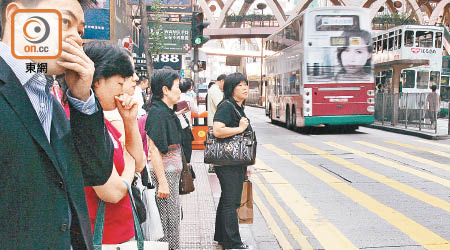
[
  {"xmin": 367, "ymin": 90, "xmax": 375, "ymax": 96},
  {"xmin": 367, "ymin": 98, "xmax": 375, "ymax": 104},
  {"xmin": 367, "ymin": 106, "xmax": 375, "ymax": 112}
]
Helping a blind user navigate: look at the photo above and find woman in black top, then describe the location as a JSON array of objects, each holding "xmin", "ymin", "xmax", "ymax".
[
  {"xmin": 212, "ymin": 73, "xmax": 252, "ymax": 250},
  {"xmin": 145, "ymin": 68, "xmax": 183, "ymax": 249}
]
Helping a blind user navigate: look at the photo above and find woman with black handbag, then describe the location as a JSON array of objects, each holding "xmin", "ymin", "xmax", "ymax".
[{"xmin": 212, "ymin": 73, "xmax": 253, "ymax": 250}]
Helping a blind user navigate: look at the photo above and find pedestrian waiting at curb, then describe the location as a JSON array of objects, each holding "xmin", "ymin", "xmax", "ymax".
[
  {"xmin": 145, "ymin": 68, "xmax": 183, "ymax": 250},
  {"xmin": 0, "ymin": 1, "xmax": 115, "ymax": 249},
  {"xmin": 426, "ymin": 85, "xmax": 441, "ymax": 129},
  {"xmin": 177, "ymin": 78, "xmax": 199, "ymax": 163},
  {"xmin": 83, "ymin": 41, "xmax": 145, "ymax": 244},
  {"xmin": 208, "ymin": 74, "xmax": 226, "ymax": 173},
  {"xmin": 212, "ymin": 72, "xmax": 253, "ymax": 250}
]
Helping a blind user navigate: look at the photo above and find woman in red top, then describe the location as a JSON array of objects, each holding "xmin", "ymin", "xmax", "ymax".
[{"xmin": 83, "ymin": 41, "xmax": 145, "ymax": 244}]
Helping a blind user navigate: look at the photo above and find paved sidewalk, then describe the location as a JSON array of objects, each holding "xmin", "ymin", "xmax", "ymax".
[{"xmin": 180, "ymin": 151, "xmax": 281, "ymax": 250}]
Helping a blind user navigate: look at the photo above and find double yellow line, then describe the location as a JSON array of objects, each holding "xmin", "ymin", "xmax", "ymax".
[{"xmin": 255, "ymin": 142, "xmax": 450, "ymax": 250}]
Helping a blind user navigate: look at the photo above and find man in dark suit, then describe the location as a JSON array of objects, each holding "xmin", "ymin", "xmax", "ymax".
[{"xmin": 0, "ymin": 0, "xmax": 114, "ymax": 249}]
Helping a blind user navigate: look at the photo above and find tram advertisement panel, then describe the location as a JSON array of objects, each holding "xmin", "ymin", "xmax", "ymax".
[{"xmin": 306, "ymin": 29, "xmax": 373, "ymax": 83}]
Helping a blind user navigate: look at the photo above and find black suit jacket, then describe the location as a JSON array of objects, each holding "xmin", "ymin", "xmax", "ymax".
[{"xmin": 0, "ymin": 57, "xmax": 114, "ymax": 250}]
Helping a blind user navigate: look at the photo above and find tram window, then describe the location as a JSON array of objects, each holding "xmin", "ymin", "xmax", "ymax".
[
  {"xmin": 388, "ymin": 36, "xmax": 394, "ymax": 51},
  {"xmin": 417, "ymin": 71, "xmax": 430, "ymax": 89},
  {"xmin": 383, "ymin": 35, "xmax": 387, "ymax": 51},
  {"xmin": 415, "ymin": 31, "xmax": 433, "ymax": 47},
  {"xmin": 430, "ymin": 71, "xmax": 440, "ymax": 87},
  {"xmin": 373, "ymin": 41, "xmax": 377, "ymax": 52},
  {"xmin": 441, "ymin": 76, "xmax": 449, "ymax": 86},
  {"xmin": 398, "ymin": 31, "xmax": 402, "ymax": 48},
  {"xmin": 405, "ymin": 30, "xmax": 414, "ymax": 47},
  {"xmin": 435, "ymin": 32, "xmax": 442, "ymax": 48},
  {"xmin": 404, "ymin": 70, "xmax": 415, "ymax": 88},
  {"xmin": 377, "ymin": 36, "xmax": 382, "ymax": 52}
]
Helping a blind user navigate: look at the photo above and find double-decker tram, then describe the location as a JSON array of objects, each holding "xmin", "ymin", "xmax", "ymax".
[
  {"xmin": 372, "ymin": 25, "xmax": 444, "ymax": 116},
  {"xmin": 265, "ymin": 7, "xmax": 375, "ymax": 131}
]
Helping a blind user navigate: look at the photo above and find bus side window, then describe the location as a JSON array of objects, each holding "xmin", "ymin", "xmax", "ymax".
[
  {"xmin": 405, "ymin": 30, "xmax": 414, "ymax": 47},
  {"xmin": 435, "ymin": 32, "xmax": 442, "ymax": 48}
]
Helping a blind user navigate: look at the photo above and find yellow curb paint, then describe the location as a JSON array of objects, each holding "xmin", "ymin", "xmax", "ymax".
[
  {"xmin": 386, "ymin": 140, "xmax": 450, "ymax": 159},
  {"xmin": 265, "ymin": 144, "xmax": 450, "ymax": 250},
  {"xmin": 255, "ymin": 158, "xmax": 359, "ymax": 250},
  {"xmin": 355, "ymin": 141, "xmax": 450, "ymax": 173},
  {"xmin": 253, "ymin": 192, "xmax": 295, "ymax": 250},
  {"xmin": 295, "ymin": 142, "xmax": 450, "ymax": 213},
  {"xmin": 325, "ymin": 142, "xmax": 450, "ymax": 189},
  {"xmin": 253, "ymin": 172, "xmax": 315, "ymax": 250}
]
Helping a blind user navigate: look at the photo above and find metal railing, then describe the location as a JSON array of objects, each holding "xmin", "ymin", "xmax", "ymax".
[{"xmin": 374, "ymin": 92, "xmax": 448, "ymax": 134}]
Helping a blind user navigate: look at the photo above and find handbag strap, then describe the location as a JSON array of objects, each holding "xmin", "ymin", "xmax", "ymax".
[
  {"xmin": 182, "ymin": 113, "xmax": 191, "ymax": 128},
  {"xmin": 93, "ymin": 180, "xmax": 145, "ymax": 250}
]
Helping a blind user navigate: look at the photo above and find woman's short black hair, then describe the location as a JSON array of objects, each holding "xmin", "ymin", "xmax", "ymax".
[
  {"xmin": 150, "ymin": 68, "xmax": 179, "ymax": 101},
  {"xmin": 179, "ymin": 78, "xmax": 193, "ymax": 93},
  {"xmin": 223, "ymin": 72, "xmax": 248, "ymax": 99},
  {"xmin": 83, "ymin": 41, "xmax": 134, "ymax": 89}
]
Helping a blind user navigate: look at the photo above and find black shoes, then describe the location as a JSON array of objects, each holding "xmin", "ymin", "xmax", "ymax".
[{"xmin": 225, "ymin": 243, "xmax": 250, "ymax": 249}]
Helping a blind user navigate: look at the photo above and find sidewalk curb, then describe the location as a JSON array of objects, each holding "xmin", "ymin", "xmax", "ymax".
[{"xmin": 364, "ymin": 124, "xmax": 450, "ymax": 140}]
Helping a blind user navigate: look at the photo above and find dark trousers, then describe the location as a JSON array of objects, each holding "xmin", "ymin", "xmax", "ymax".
[
  {"xmin": 214, "ymin": 165, "xmax": 247, "ymax": 248},
  {"xmin": 181, "ymin": 127, "xmax": 193, "ymax": 163}
]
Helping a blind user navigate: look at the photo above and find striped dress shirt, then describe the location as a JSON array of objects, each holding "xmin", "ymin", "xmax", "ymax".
[{"xmin": 0, "ymin": 41, "xmax": 97, "ymax": 141}]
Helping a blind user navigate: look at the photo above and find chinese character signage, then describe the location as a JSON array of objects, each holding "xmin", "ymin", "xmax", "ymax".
[
  {"xmin": 128, "ymin": 0, "xmax": 192, "ymax": 13},
  {"xmin": 148, "ymin": 22, "xmax": 191, "ymax": 54},
  {"xmin": 83, "ymin": 0, "xmax": 111, "ymax": 40}
]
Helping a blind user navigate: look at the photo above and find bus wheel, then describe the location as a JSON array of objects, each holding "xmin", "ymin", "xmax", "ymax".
[
  {"xmin": 285, "ymin": 106, "xmax": 290, "ymax": 129},
  {"xmin": 290, "ymin": 107, "xmax": 296, "ymax": 131}
]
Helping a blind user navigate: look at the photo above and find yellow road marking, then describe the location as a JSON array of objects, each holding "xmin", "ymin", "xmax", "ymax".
[
  {"xmin": 264, "ymin": 144, "xmax": 450, "ymax": 250},
  {"xmin": 355, "ymin": 141, "xmax": 450, "ymax": 173},
  {"xmin": 254, "ymin": 159, "xmax": 357, "ymax": 250},
  {"xmin": 253, "ymin": 192, "xmax": 295, "ymax": 250},
  {"xmin": 325, "ymin": 142, "xmax": 450, "ymax": 189},
  {"xmin": 294, "ymin": 142, "xmax": 450, "ymax": 213},
  {"xmin": 415, "ymin": 140, "xmax": 450, "ymax": 149},
  {"xmin": 386, "ymin": 140, "xmax": 450, "ymax": 159},
  {"xmin": 253, "ymin": 167, "xmax": 315, "ymax": 250}
]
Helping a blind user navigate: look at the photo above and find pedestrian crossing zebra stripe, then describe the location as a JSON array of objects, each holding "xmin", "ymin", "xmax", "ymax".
[
  {"xmin": 355, "ymin": 141, "xmax": 450, "ymax": 173},
  {"xmin": 264, "ymin": 144, "xmax": 450, "ymax": 250},
  {"xmin": 415, "ymin": 140, "xmax": 450, "ymax": 149},
  {"xmin": 252, "ymin": 173, "xmax": 315, "ymax": 250},
  {"xmin": 325, "ymin": 141, "xmax": 450, "ymax": 188},
  {"xmin": 293, "ymin": 142, "xmax": 450, "ymax": 213},
  {"xmin": 252, "ymin": 192, "xmax": 295, "ymax": 250},
  {"xmin": 386, "ymin": 140, "xmax": 450, "ymax": 159},
  {"xmin": 254, "ymin": 159, "xmax": 358, "ymax": 250}
]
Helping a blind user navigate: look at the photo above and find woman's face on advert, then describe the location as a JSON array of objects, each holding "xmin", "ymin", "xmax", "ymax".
[
  {"xmin": 340, "ymin": 41, "xmax": 371, "ymax": 74},
  {"xmin": 165, "ymin": 78, "xmax": 181, "ymax": 105},
  {"xmin": 232, "ymin": 81, "xmax": 249, "ymax": 102}
]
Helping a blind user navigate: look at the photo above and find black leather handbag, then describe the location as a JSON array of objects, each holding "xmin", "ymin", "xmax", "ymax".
[{"xmin": 204, "ymin": 101, "xmax": 257, "ymax": 166}]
